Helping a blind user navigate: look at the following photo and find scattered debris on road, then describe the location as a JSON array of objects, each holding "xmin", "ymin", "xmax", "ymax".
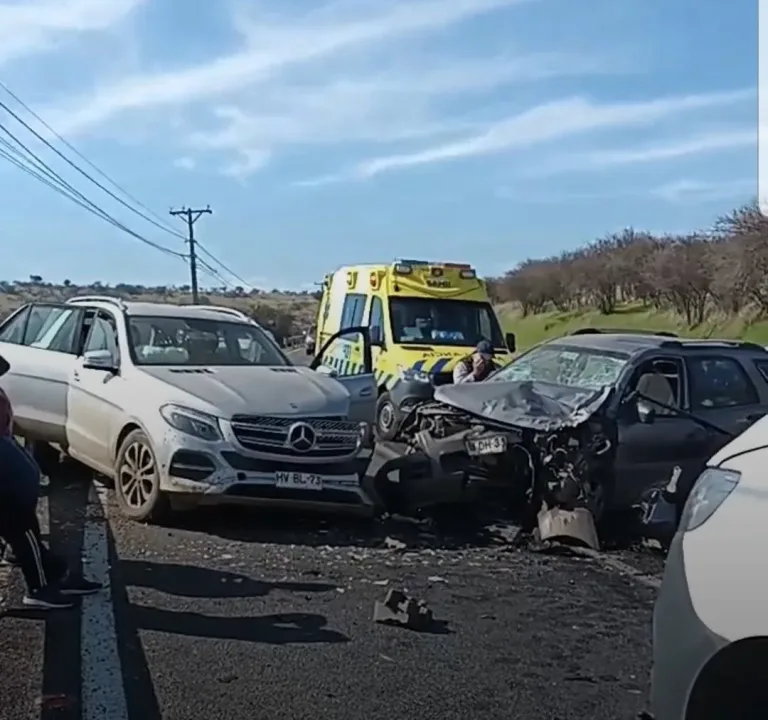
[
  {"xmin": 537, "ymin": 505, "xmax": 600, "ymax": 551},
  {"xmin": 374, "ymin": 588, "xmax": 437, "ymax": 632}
]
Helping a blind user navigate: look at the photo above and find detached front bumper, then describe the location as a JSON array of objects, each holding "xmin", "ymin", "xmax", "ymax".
[
  {"xmin": 154, "ymin": 429, "xmax": 375, "ymax": 516},
  {"xmin": 368, "ymin": 434, "xmax": 491, "ymax": 513}
]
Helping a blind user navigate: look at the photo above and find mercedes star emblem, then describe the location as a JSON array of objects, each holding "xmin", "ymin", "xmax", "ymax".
[{"xmin": 287, "ymin": 422, "xmax": 316, "ymax": 452}]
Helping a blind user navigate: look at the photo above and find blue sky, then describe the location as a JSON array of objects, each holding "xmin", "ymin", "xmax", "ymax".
[{"xmin": 0, "ymin": 0, "xmax": 756, "ymax": 290}]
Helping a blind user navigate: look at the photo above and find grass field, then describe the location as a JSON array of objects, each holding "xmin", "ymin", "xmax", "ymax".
[{"xmin": 497, "ymin": 302, "xmax": 768, "ymax": 350}]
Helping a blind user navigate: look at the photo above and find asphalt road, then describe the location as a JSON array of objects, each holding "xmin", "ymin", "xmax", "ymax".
[
  {"xmin": 286, "ymin": 346, "xmax": 311, "ymax": 365},
  {"xmin": 0, "ymin": 462, "xmax": 663, "ymax": 720}
]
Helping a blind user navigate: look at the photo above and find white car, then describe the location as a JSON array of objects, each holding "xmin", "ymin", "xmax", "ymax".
[
  {"xmin": 0, "ymin": 296, "xmax": 376, "ymax": 522},
  {"xmin": 650, "ymin": 415, "xmax": 768, "ymax": 719}
]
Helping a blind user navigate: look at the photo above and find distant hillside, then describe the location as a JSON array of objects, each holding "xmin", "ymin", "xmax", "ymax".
[
  {"xmin": 0, "ymin": 278, "xmax": 320, "ymax": 343},
  {"xmin": 6, "ymin": 278, "xmax": 756, "ymax": 354}
]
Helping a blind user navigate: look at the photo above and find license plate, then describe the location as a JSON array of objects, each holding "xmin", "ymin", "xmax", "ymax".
[
  {"xmin": 275, "ymin": 471, "xmax": 323, "ymax": 490},
  {"xmin": 466, "ymin": 435, "xmax": 508, "ymax": 456}
]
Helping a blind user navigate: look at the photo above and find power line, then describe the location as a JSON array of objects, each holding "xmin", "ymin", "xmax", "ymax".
[
  {"xmin": 0, "ymin": 90, "xmax": 187, "ymax": 241},
  {"xmin": 0, "ymin": 80, "xmax": 258, "ymax": 287},
  {"xmin": 0, "ymin": 120, "xmax": 186, "ymax": 260},
  {"xmin": 170, "ymin": 206, "xmax": 212, "ymax": 302},
  {"xmin": 195, "ymin": 256, "xmax": 236, "ymax": 289},
  {"xmin": 195, "ymin": 241, "xmax": 252, "ymax": 288}
]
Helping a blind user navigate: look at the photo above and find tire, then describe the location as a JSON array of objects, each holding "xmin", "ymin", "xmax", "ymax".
[
  {"xmin": 375, "ymin": 392, "xmax": 402, "ymax": 441},
  {"xmin": 114, "ymin": 429, "xmax": 168, "ymax": 523}
]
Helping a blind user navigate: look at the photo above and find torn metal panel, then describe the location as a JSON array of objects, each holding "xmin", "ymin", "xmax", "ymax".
[
  {"xmin": 537, "ymin": 506, "xmax": 600, "ymax": 551},
  {"xmin": 435, "ymin": 380, "xmax": 612, "ymax": 432}
]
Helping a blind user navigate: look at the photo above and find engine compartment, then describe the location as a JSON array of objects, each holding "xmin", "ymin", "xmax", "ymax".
[{"xmin": 373, "ymin": 398, "xmax": 614, "ymax": 526}]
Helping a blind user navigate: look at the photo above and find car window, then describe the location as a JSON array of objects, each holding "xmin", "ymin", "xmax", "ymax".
[
  {"xmin": 84, "ymin": 312, "xmax": 120, "ymax": 361},
  {"xmin": 43, "ymin": 310, "xmax": 82, "ymax": 354},
  {"xmin": 128, "ymin": 315, "xmax": 289, "ymax": 366},
  {"xmin": 628, "ymin": 358, "xmax": 682, "ymax": 416},
  {"xmin": 687, "ymin": 356, "xmax": 758, "ymax": 409},
  {"xmin": 23, "ymin": 305, "xmax": 70, "ymax": 346},
  {"xmin": 340, "ymin": 293, "xmax": 366, "ymax": 330},
  {"xmin": 368, "ymin": 296, "xmax": 384, "ymax": 341},
  {"xmin": 0, "ymin": 306, "xmax": 30, "ymax": 345}
]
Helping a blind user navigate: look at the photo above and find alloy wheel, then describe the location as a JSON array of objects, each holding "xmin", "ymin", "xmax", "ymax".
[{"xmin": 119, "ymin": 440, "xmax": 157, "ymax": 509}]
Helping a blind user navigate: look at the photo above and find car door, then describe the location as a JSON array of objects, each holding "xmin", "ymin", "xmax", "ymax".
[
  {"xmin": 366, "ymin": 295, "xmax": 386, "ymax": 379},
  {"xmin": 0, "ymin": 303, "xmax": 84, "ymax": 444},
  {"xmin": 685, "ymin": 354, "xmax": 767, "ymax": 457},
  {"xmin": 612, "ymin": 355, "xmax": 712, "ymax": 508},
  {"xmin": 311, "ymin": 326, "xmax": 375, "ymax": 424},
  {"xmin": 66, "ymin": 310, "xmax": 124, "ymax": 474},
  {"xmin": 331, "ymin": 292, "xmax": 366, "ymax": 376}
]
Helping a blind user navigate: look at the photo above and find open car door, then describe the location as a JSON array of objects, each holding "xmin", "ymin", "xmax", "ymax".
[{"xmin": 310, "ymin": 326, "xmax": 375, "ymax": 425}]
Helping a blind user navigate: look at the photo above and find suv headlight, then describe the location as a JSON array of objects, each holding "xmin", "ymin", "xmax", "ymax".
[
  {"xmin": 679, "ymin": 468, "xmax": 740, "ymax": 532},
  {"xmin": 397, "ymin": 365, "xmax": 430, "ymax": 383},
  {"xmin": 160, "ymin": 404, "xmax": 222, "ymax": 442}
]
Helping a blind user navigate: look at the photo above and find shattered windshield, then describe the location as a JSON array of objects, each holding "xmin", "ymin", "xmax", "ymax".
[{"xmin": 492, "ymin": 344, "xmax": 629, "ymax": 391}]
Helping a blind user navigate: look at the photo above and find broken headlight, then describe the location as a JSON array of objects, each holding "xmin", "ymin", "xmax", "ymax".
[{"xmin": 679, "ymin": 468, "xmax": 740, "ymax": 532}]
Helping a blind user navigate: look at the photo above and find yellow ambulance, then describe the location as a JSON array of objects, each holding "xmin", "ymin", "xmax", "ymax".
[{"xmin": 314, "ymin": 259, "xmax": 516, "ymax": 439}]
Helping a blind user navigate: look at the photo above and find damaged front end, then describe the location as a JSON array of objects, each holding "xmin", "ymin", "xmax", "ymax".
[{"xmin": 368, "ymin": 380, "xmax": 614, "ymax": 548}]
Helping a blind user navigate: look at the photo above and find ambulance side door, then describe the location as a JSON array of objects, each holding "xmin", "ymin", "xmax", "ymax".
[
  {"xmin": 334, "ymin": 293, "xmax": 366, "ymax": 375},
  {"xmin": 315, "ymin": 280, "xmax": 332, "ymax": 352},
  {"xmin": 365, "ymin": 294, "xmax": 387, "ymax": 385}
]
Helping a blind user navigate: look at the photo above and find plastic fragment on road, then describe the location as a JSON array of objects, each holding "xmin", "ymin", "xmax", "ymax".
[
  {"xmin": 373, "ymin": 588, "xmax": 434, "ymax": 631},
  {"xmin": 537, "ymin": 506, "xmax": 600, "ymax": 551}
]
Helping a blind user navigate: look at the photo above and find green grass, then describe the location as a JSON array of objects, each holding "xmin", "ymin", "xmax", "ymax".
[{"xmin": 497, "ymin": 302, "xmax": 768, "ymax": 350}]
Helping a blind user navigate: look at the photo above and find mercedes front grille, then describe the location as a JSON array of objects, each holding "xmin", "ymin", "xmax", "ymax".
[{"xmin": 230, "ymin": 415, "xmax": 360, "ymax": 457}]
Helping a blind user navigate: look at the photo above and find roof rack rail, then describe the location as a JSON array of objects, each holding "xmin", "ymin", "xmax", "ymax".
[
  {"xmin": 188, "ymin": 305, "xmax": 251, "ymax": 322},
  {"xmin": 660, "ymin": 338, "xmax": 766, "ymax": 352},
  {"xmin": 66, "ymin": 295, "xmax": 127, "ymax": 310},
  {"xmin": 570, "ymin": 327, "xmax": 678, "ymax": 338}
]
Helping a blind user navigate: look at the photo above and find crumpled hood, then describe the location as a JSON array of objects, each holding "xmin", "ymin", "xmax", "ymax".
[
  {"xmin": 434, "ymin": 380, "xmax": 611, "ymax": 432},
  {"xmin": 138, "ymin": 365, "xmax": 351, "ymax": 418}
]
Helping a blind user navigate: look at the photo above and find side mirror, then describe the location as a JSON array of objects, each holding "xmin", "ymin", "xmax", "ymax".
[
  {"xmin": 83, "ymin": 349, "xmax": 117, "ymax": 372},
  {"xmin": 316, "ymin": 365, "xmax": 338, "ymax": 378},
  {"xmin": 637, "ymin": 400, "xmax": 656, "ymax": 425},
  {"xmin": 505, "ymin": 332, "xmax": 516, "ymax": 353}
]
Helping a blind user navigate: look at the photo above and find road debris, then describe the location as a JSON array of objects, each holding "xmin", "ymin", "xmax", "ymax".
[
  {"xmin": 384, "ymin": 536, "xmax": 407, "ymax": 551},
  {"xmin": 537, "ymin": 506, "xmax": 599, "ymax": 551},
  {"xmin": 373, "ymin": 588, "xmax": 435, "ymax": 631}
]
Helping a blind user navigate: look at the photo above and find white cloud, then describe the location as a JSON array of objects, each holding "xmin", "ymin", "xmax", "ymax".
[
  {"xmin": 47, "ymin": 0, "xmax": 533, "ymax": 136},
  {"xmin": 188, "ymin": 51, "xmax": 606, "ymax": 175},
  {"xmin": 531, "ymin": 128, "xmax": 755, "ymax": 175},
  {"xmin": 348, "ymin": 89, "xmax": 753, "ymax": 179},
  {"xmin": 652, "ymin": 179, "xmax": 755, "ymax": 205},
  {"xmin": 0, "ymin": 0, "xmax": 145, "ymax": 67}
]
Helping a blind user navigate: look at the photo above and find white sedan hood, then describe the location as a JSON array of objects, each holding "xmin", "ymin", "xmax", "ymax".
[{"xmin": 139, "ymin": 365, "xmax": 351, "ymax": 418}]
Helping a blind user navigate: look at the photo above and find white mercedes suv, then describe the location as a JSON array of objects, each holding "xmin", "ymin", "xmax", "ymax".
[{"xmin": 0, "ymin": 296, "xmax": 376, "ymax": 521}]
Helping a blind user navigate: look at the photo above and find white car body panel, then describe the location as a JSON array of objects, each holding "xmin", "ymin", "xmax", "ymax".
[
  {"xmin": 0, "ymin": 298, "xmax": 377, "ymax": 513},
  {"xmin": 683, "ymin": 450, "xmax": 768, "ymax": 642}
]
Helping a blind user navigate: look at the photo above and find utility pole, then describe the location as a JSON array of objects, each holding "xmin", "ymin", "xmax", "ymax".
[{"xmin": 170, "ymin": 205, "xmax": 212, "ymax": 303}]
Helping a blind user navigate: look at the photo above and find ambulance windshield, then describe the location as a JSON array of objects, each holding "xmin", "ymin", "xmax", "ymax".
[{"xmin": 389, "ymin": 298, "xmax": 504, "ymax": 348}]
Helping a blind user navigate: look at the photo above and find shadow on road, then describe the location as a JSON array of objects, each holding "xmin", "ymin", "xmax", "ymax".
[
  {"xmin": 168, "ymin": 505, "xmax": 519, "ymax": 552},
  {"xmin": 131, "ymin": 606, "xmax": 349, "ymax": 644},
  {"xmin": 122, "ymin": 559, "xmax": 339, "ymax": 599}
]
